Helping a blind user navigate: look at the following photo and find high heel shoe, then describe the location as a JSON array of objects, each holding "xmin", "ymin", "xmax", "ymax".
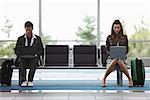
[
  {"xmin": 128, "ymin": 80, "xmax": 133, "ymax": 87},
  {"xmin": 101, "ymin": 80, "xmax": 106, "ymax": 87}
]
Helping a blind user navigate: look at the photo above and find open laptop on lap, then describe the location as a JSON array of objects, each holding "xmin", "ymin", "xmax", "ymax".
[
  {"xmin": 19, "ymin": 46, "xmax": 37, "ymax": 59},
  {"xmin": 109, "ymin": 46, "xmax": 126, "ymax": 59}
]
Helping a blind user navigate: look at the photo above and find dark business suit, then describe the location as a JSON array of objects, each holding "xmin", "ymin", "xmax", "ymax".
[{"xmin": 14, "ymin": 34, "xmax": 44, "ymax": 84}]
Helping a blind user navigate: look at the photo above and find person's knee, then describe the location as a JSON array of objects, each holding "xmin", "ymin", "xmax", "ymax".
[
  {"xmin": 117, "ymin": 60, "xmax": 125, "ymax": 65},
  {"xmin": 111, "ymin": 59, "xmax": 117, "ymax": 64}
]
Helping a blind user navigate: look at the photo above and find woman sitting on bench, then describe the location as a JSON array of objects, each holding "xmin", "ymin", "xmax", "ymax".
[{"xmin": 101, "ymin": 20, "xmax": 133, "ymax": 87}]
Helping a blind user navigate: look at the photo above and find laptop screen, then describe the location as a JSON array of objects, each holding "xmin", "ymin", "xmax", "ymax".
[{"xmin": 19, "ymin": 46, "xmax": 37, "ymax": 58}]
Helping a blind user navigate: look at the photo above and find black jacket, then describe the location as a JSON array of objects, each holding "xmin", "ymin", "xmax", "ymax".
[
  {"xmin": 14, "ymin": 34, "xmax": 44, "ymax": 66},
  {"xmin": 106, "ymin": 34, "xmax": 128, "ymax": 54}
]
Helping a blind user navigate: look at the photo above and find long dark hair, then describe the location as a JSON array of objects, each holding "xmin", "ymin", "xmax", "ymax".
[{"xmin": 111, "ymin": 20, "xmax": 123, "ymax": 36}]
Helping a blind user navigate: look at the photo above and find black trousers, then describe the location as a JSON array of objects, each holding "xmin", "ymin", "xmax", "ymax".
[{"xmin": 19, "ymin": 58, "xmax": 38, "ymax": 85}]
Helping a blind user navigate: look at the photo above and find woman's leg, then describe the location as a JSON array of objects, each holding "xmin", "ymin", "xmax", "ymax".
[
  {"xmin": 117, "ymin": 60, "xmax": 133, "ymax": 86},
  {"xmin": 101, "ymin": 59, "xmax": 117, "ymax": 86}
]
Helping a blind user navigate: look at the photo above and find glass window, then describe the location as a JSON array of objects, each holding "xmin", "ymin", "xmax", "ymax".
[
  {"xmin": 100, "ymin": 0, "xmax": 150, "ymax": 41},
  {"xmin": 0, "ymin": 0, "xmax": 39, "ymax": 40},
  {"xmin": 42, "ymin": 0, "xmax": 97, "ymax": 46},
  {"xmin": 0, "ymin": 0, "xmax": 38, "ymax": 57},
  {"xmin": 129, "ymin": 42, "xmax": 150, "ymax": 57}
]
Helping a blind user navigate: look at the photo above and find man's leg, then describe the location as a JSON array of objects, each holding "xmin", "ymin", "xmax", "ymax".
[
  {"xmin": 28, "ymin": 59, "xmax": 37, "ymax": 82},
  {"xmin": 19, "ymin": 59, "xmax": 27, "ymax": 85}
]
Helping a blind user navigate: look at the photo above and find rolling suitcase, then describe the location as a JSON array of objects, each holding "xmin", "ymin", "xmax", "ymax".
[
  {"xmin": 1, "ymin": 59, "xmax": 13, "ymax": 86},
  {"xmin": 131, "ymin": 58, "xmax": 145, "ymax": 86}
]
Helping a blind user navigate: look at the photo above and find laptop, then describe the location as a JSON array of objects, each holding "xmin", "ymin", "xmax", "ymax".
[
  {"xmin": 19, "ymin": 46, "xmax": 37, "ymax": 59},
  {"xmin": 109, "ymin": 46, "xmax": 126, "ymax": 59}
]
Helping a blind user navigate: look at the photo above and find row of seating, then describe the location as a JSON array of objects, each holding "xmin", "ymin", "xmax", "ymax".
[
  {"xmin": 9, "ymin": 45, "xmax": 122, "ymax": 86},
  {"xmin": 44, "ymin": 45, "xmax": 98, "ymax": 67}
]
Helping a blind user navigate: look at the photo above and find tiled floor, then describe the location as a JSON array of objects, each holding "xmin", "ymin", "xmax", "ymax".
[
  {"xmin": 0, "ymin": 91, "xmax": 150, "ymax": 100},
  {"xmin": 0, "ymin": 67, "xmax": 150, "ymax": 99}
]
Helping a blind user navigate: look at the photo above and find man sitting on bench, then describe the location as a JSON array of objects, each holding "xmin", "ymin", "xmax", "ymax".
[{"xmin": 14, "ymin": 21, "xmax": 44, "ymax": 87}]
